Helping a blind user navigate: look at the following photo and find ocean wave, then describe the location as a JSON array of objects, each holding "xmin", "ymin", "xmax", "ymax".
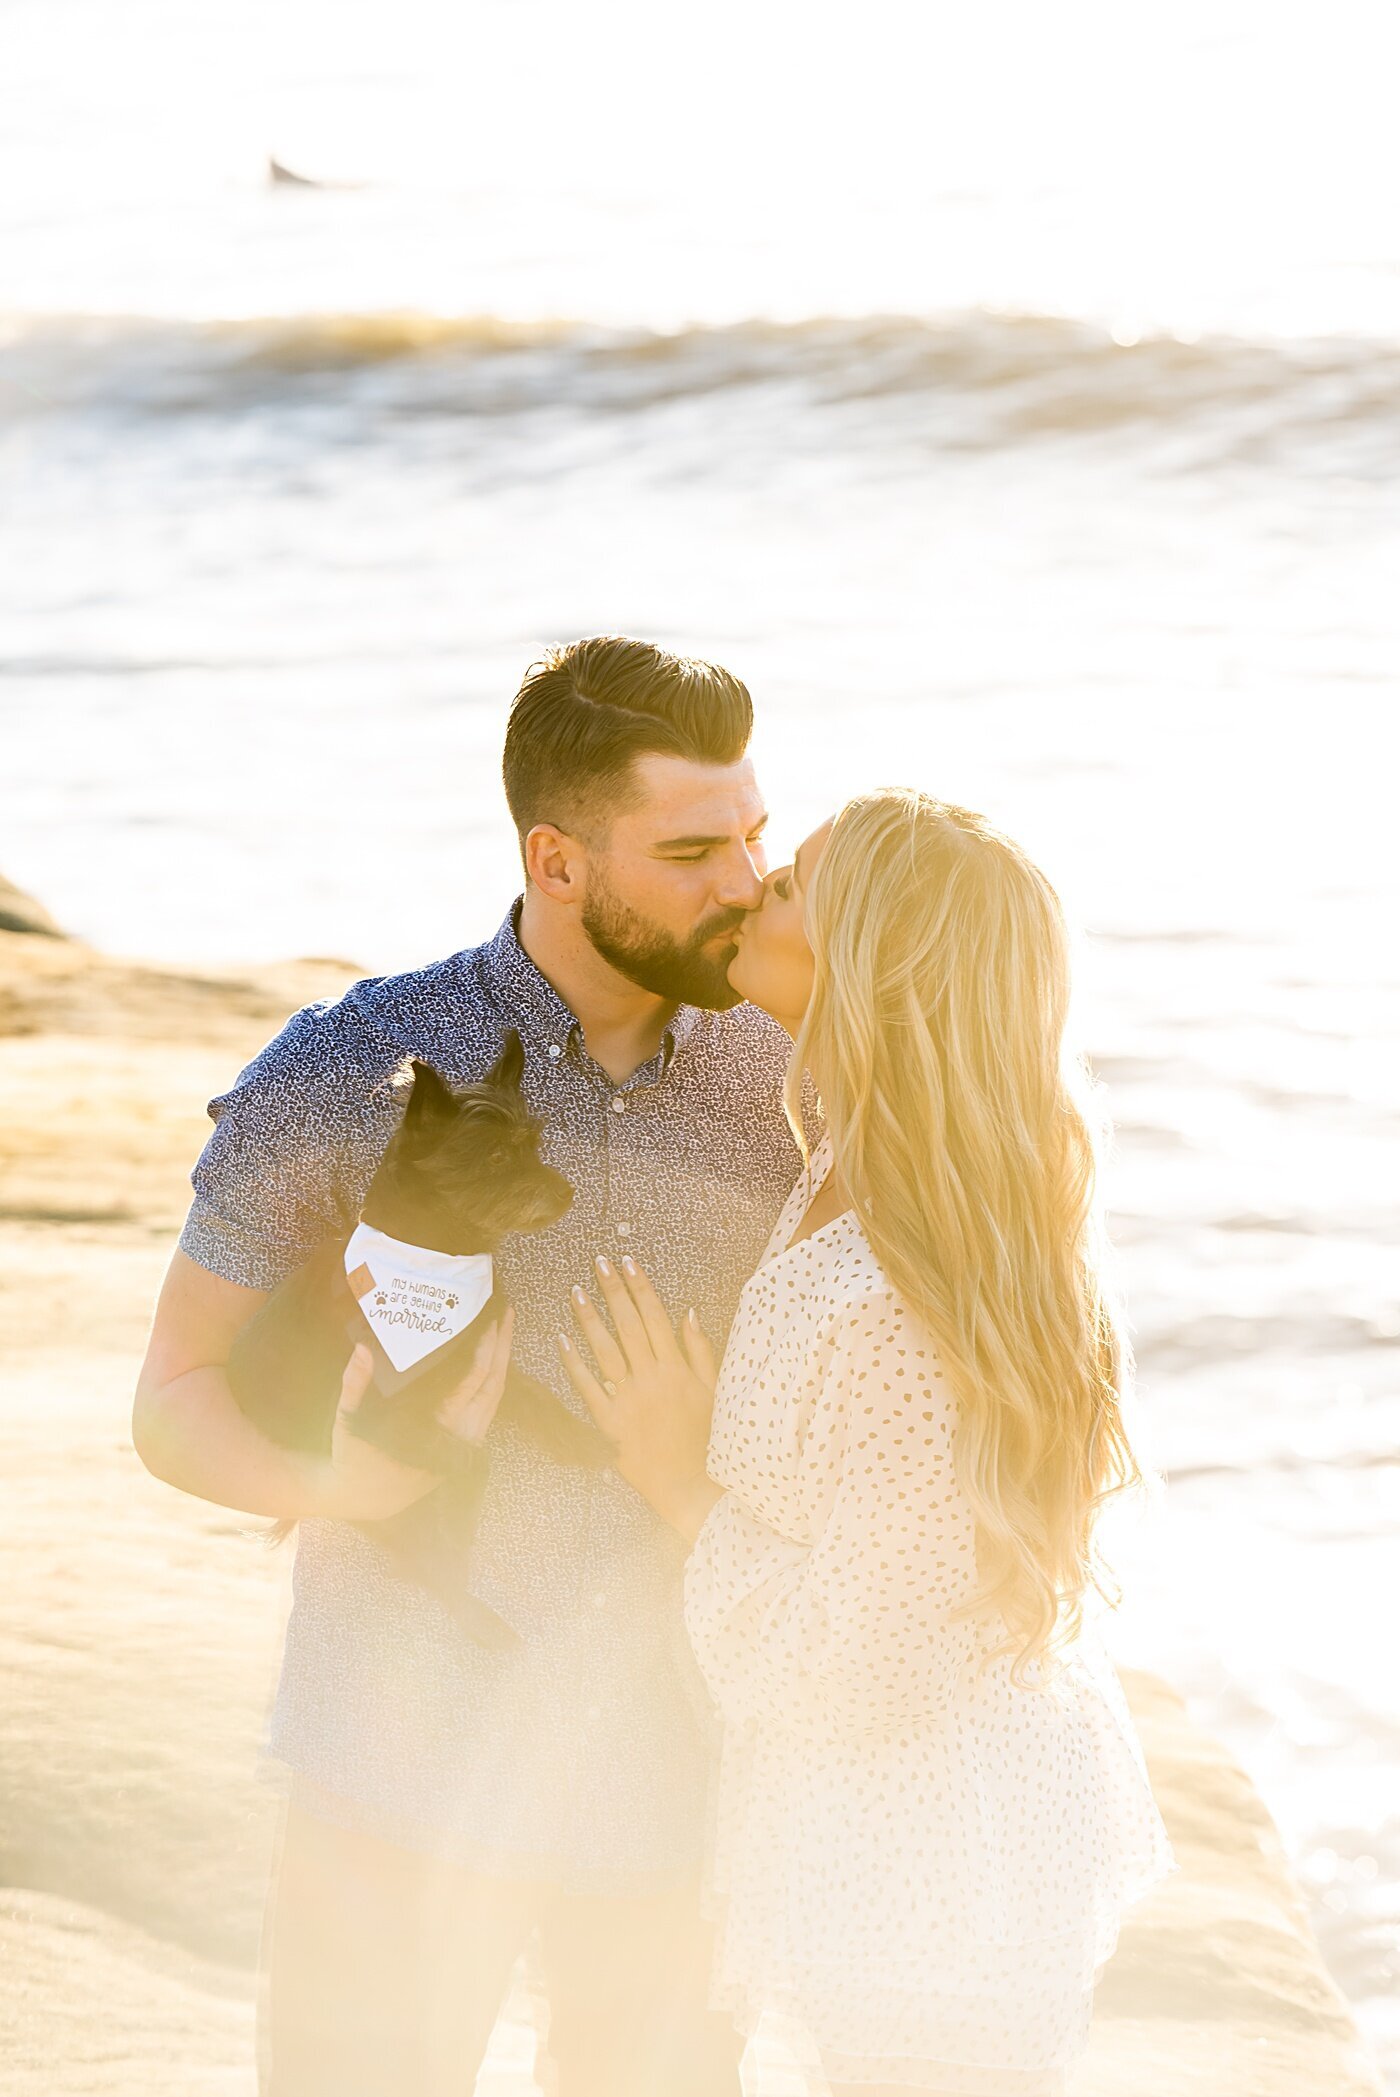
[
  {"xmin": 1143, "ymin": 1309, "xmax": 1400, "ymax": 1364},
  {"xmin": 3, "ymin": 308, "xmax": 1399, "ymax": 452},
  {"xmin": 1167, "ymin": 1448, "xmax": 1400, "ymax": 1483}
]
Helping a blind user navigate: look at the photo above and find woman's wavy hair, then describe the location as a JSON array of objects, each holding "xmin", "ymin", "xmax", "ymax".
[{"xmin": 784, "ymin": 788, "xmax": 1153, "ymax": 1689}]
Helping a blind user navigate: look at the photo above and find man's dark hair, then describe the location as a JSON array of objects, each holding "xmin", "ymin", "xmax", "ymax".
[{"xmin": 502, "ymin": 635, "xmax": 753, "ymax": 846}]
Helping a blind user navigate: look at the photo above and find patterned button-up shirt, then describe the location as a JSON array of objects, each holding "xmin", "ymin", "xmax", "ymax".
[{"xmin": 179, "ymin": 900, "xmax": 808, "ymax": 1890}]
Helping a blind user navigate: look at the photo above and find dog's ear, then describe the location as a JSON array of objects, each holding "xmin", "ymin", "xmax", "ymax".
[
  {"xmin": 401, "ymin": 1058, "xmax": 456, "ymax": 1116},
  {"xmin": 483, "ymin": 1030, "xmax": 526, "ymax": 1094}
]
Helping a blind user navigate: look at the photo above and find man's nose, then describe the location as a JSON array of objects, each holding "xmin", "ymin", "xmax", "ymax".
[{"xmin": 714, "ymin": 843, "xmax": 766, "ymax": 912}]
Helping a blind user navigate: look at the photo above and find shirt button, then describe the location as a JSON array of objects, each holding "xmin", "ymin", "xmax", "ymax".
[
  {"xmin": 610, "ymin": 1094, "xmax": 626, "ymax": 1114},
  {"xmin": 592, "ymin": 1592, "xmax": 608, "ymax": 1608},
  {"xmin": 616, "ymin": 1222, "xmax": 632, "ymax": 1239},
  {"xmin": 547, "ymin": 1043, "xmax": 562, "ymax": 1060},
  {"xmin": 586, "ymin": 1704, "xmax": 601, "ymax": 1721}
]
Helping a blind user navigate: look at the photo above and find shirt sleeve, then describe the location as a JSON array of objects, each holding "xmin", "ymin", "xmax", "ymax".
[
  {"xmin": 176, "ymin": 995, "xmax": 399, "ymax": 1292},
  {"xmin": 682, "ymin": 1287, "xmax": 981, "ymax": 1734}
]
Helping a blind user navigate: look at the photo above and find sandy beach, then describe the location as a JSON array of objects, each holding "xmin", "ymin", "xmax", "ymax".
[{"xmin": 0, "ymin": 911, "xmax": 1383, "ymax": 2095}]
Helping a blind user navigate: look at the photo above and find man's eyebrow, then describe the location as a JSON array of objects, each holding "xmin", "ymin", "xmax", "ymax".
[{"xmin": 652, "ymin": 813, "xmax": 770, "ymax": 852}]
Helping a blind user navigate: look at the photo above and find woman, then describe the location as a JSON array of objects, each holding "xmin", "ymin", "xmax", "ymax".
[{"xmin": 557, "ymin": 789, "xmax": 1179, "ymax": 2096}]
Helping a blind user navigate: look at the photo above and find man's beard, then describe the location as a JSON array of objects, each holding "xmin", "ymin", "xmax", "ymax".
[{"xmin": 581, "ymin": 870, "xmax": 747, "ymax": 1010}]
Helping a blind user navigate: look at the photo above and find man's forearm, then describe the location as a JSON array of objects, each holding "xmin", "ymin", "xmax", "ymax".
[{"xmin": 133, "ymin": 1365, "xmax": 327, "ymax": 1519}]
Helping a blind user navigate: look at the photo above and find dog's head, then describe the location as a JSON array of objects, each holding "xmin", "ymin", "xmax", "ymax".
[{"xmin": 363, "ymin": 1032, "xmax": 573, "ymax": 1254}]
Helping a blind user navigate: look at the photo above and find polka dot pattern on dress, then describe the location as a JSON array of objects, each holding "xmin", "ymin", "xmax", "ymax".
[{"xmin": 682, "ymin": 1136, "xmax": 1180, "ymax": 2093}]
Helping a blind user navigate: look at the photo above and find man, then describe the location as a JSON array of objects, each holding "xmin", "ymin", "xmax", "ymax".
[{"xmin": 132, "ymin": 636, "xmax": 808, "ymax": 2096}]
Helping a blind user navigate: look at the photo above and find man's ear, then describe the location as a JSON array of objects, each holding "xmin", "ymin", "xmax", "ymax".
[{"xmin": 523, "ymin": 822, "xmax": 587, "ymax": 903}]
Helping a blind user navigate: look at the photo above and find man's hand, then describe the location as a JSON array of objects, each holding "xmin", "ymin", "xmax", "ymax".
[{"xmin": 310, "ymin": 1310, "xmax": 515, "ymax": 1523}]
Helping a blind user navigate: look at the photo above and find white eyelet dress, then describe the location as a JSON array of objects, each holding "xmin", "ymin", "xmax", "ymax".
[{"xmin": 682, "ymin": 1137, "xmax": 1179, "ymax": 2095}]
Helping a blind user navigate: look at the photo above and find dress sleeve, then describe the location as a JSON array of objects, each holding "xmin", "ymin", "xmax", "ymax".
[
  {"xmin": 682, "ymin": 1287, "xmax": 981, "ymax": 1734},
  {"xmin": 176, "ymin": 996, "xmax": 397, "ymax": 1292}
]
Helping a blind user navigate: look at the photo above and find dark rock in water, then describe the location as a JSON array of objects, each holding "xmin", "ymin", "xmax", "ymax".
[
  {"xmin": 0, "ymin": 874, "xmax": 68, "ymax": 938},
  {"xmin": 267, "ymin": 154, "xmax": 362, "ymax": 191},
  {"xmin": 268, "ymin": 154, "xmax": 322, "ymax": 189}
]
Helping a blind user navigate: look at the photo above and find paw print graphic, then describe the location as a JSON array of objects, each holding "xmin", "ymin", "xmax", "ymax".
[
  {"xmin": 374, "ymin": 1291, "xmax": 387, "ymax": 1307},
  {"xmin": 444, "ymin": 1293, "xmax": 459, "ymax": 1309}
]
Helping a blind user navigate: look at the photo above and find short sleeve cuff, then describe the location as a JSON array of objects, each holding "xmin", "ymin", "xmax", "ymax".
[{"xmin": 177, "ymin": 1194, "xmax": 313, "ymax": 1293}]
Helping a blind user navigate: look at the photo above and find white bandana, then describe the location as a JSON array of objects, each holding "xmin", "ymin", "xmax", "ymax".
[{"xmin": 343, "ymin": 1221, "xmax": 495, "ymax": 1375}]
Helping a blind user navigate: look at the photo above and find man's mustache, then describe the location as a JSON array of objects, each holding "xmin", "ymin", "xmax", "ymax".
[{"xmin": 690, "ymin": 908, "xmax": 749, "ymax": 947}]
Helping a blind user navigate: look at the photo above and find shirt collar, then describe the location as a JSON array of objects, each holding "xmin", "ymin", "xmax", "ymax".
[
  {"xmin": 479, "ymin": 898, "xmax": 703, "ymax": 1065},
  {"xmin": 479, "ymin": 899, "xmax": 581, "ymax": 1054}
]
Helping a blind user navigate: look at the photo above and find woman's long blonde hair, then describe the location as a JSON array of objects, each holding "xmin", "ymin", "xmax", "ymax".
[{"xmin": 785, "ymin": 789, "xmax": 1150, "ymax": 1689}]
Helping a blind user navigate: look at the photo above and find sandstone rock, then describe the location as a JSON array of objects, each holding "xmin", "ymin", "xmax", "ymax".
[{"xmin": 0, "ymin": 872, "xmax": 67, "ymax": 938}]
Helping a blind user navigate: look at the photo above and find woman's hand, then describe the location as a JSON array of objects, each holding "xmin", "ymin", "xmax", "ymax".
[
  {"xmin": 557, "ymin": 1257, "xmax": 723, "ymax": 1542},
  {"xmin": 308, "ymin": 1309, "xmax": 515, "ymax": 1524}
]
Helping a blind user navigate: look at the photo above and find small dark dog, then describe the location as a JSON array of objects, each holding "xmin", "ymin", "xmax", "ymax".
[{"xmin": 226, "ymin": 1032, "xmax": 608, "ymax": 1645}]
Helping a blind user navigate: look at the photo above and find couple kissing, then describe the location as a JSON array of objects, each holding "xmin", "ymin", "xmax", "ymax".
[{"xmin": 134, "ymin": 634, "xmax": 1177, "ymax": 2097}]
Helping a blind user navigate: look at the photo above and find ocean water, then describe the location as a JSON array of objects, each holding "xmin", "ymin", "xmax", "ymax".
[{"xmin": 3, "ymin": 1, "xmax": 1398, "ymax": 2085}]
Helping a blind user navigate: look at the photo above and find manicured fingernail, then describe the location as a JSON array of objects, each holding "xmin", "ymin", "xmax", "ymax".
[
  {"xmin": 572, "ymin": 1285, "xmax": 588, "ymax": 1306},
  {"xmin": 557, "ymin": 1331, "xmax": 572, "ymax": 1353},
  {"xmin": 595, "ymin": 1255, "xmax": 612, "ymax": 1277},
  {"xmin": 621, "ymin": 1255, "xmax": 638, "ymax": 1276},
  {"xmin": 686, "ymin": 1307, "xmax": 697, "ymax": 1324}
]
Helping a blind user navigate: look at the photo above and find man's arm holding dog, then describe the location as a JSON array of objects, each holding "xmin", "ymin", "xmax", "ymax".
[
  {"xmin": 132, "ymin": 1251, "xmax": 325, "ymax": 1516},
  {"xmin": 133, "ymin": 1250, "xmax": 511, "ymax": 1520},
  {"xmin": 132, "ymin": 993, "xmax": 365, "ymax": 1514},
  {"xmin": 132, "ymin": 995, "xmax": 505, "ymax": 1520}
]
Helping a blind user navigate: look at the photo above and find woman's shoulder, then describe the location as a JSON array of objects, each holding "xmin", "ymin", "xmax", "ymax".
[
  {"xmin": 801, "ymin": 1223, "xmax": 946, "ymax": 1365},
  {"xmin": 731, "ymin": 1214, "xmax": 890, "ymax": 1358},
  {"xmin": 763, "ymin": 1214, "xmax": 903, "ymax": 1328}
]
